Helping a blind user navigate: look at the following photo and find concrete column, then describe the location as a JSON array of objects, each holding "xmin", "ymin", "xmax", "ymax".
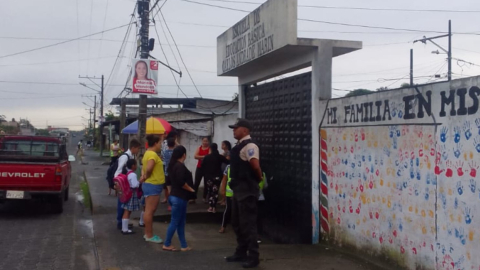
[
  {"xmin": 311, "ymin": 40, "xmax": 333, "ymax": 244},
  {"xmin": 238, "ymin": 80, "xmax": 246, "ymax": 118}
]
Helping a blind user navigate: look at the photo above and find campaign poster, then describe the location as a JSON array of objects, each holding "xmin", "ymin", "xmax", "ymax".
[{"xmin": 132, "ymin": 59, "xmax": 158, "ymax": 95}]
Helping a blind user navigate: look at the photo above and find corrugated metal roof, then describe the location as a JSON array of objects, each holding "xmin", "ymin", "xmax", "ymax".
[{"xmin": 170, "ymin": 122, "xmax": 211, "ymax": 137}]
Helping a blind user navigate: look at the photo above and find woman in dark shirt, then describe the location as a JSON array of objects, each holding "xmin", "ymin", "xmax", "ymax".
[
  {"xmin": 163, "ymin": 146, "xmax": 195, "ymax": 252},
  {"xmin": 202, "ymin": 143, "xmax": 228, "ymax": 213}
]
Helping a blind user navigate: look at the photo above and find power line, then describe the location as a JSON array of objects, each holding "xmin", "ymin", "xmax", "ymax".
[
  {"xmin": 104, "ymin": 8, "xmax": 137, "ymax": 97},
  {"xmin": 180, "ymin": 0, "xmax": 480, "ymax": 36},
  {"xmin": 0, "ymin": 56, "xmax": 118, "ymax": 67},
  {"xmin": 199, "ymin": 0, "xmax": 480, "ymax": 13},
  {"xmin": 86, "ymin": 0, "xmax": 95, "ymax": 74},
  {"xmin": 95, "ymin": 0, "xmax": 111, "ymax": 74},
  {"xmin": 158, "ymin": 9, "xmax": 204, "ymax": 98},
  {"xmin": 0, "ymin": 23, "xmax": 135, "ymax": 60}
]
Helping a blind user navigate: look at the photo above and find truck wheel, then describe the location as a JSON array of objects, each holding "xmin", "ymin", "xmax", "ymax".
[
  {"xmin": 53, "ymin": 193, "xmax": 64, "ymax": 214},
  {"xmin": 64, "ymin": 186, "xmax": 70, "ymax": 201}
]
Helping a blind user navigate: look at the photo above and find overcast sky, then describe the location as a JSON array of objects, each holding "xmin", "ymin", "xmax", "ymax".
[{"xmin": 1, "ymin": 0, "xmax": 479, "ymax": 130}]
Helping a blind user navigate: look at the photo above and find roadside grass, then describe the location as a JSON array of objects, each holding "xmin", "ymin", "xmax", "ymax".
[{"xmin": 79, "ymin": 180, "xmax": 92, "ymax": 211}]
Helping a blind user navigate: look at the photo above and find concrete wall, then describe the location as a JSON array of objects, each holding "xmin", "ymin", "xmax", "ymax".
[
  {"xmin": 178, "ymin": 130, "xmax": 203, "ymax": 183},
  {"xmin": 319, "ymin": 76, "xmax": 480, "ymax": 269},
  {"xmin": 212, "ymin": 114, "xmax": 237, "ymax": 149}
]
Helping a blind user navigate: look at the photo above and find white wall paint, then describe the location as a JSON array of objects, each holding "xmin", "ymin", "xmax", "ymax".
[{"xmin": 320, "ymin": 76, "xmax": 480, "ymax": 270}]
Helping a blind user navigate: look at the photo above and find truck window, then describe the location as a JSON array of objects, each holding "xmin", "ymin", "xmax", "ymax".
[{"xmin": 0, "ymin": 140, "xmax": 59, "ymax": 159}]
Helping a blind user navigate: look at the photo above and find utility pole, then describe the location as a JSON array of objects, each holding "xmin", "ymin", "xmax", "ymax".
[
  {"xmin": 448, "ymin": 20, "xmax": 452, "ymax": 81},
  {"xmin": 79, "ymin": 75, "xmax": 104, "ymax": 156},
  {"xmin": 93, "ymin": 95, "xmax": 97, "ymax": 146},
  {"xmin": 137, "ymin": 0, "xmax": 150, "ymax": 153},
  {"xmin": 120, "ymin": 98, "xmax": 126, "ymax": 149},
  {"xmin": 410, "ymin": 49, "xmax": 414, "ymax": 86},
  {"xmin": 413, "ymin": 20, "xmax": 452, "ymax": 81}
]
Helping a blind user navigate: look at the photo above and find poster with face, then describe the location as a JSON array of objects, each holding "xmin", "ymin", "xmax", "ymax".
[{"xmin": 132, "ymin": 59, "xmax": 158, "ymax": 95}]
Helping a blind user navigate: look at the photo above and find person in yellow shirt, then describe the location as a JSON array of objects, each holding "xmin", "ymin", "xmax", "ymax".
[{"xmin": 140, "ymin": 134, "xmax": 165, "ymax": 244}]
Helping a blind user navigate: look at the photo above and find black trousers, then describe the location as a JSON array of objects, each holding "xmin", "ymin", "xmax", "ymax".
[
  {"xmin": 194, "ymin": 167, "xmax": 206, "ymax": 200},
  {"xmin": 221, "ymin": 197, "xmax": 232, "ymax": 228},
  {"xmin": 232, "ymin": 195, "xmax": 259, "ymax": 259}
]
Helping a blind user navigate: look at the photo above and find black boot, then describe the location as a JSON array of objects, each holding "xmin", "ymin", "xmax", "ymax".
[
  {"xmin": 242, "ymin": 259, "xmax": 260, "ymax": 268},
  {"xmin": 225, "ymin": 254, "xmax": 248, "ymax": 262}
]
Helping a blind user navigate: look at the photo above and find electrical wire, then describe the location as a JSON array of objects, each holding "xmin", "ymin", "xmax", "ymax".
[
  {"xmin": 180, "ymin": 0, "xmax": 480, "ymax": 36},
  {"xmin": 0, "ymin": 23, "xmax": 135, "ymax": 60},
  {"xmin": 95, "ymin": 0, "xmax": 111, "ymax": 74},
  {"xmin": 0, "ymin": 56, "xmax": 118, "ymax": 68},
  {"xmin": 158, "ymin": 9, "xmax": 204, "ymax": 99},
  {"xmin": 104, "ymin": 8, "xmax": 137, "ymax": 97},
  {"xmin": 198, "ymin": 0, "xmax": 480, "ymax": 13},
  {"xmin": 86, "ymin": 0, "xmax": 95, "ymax": 74}
]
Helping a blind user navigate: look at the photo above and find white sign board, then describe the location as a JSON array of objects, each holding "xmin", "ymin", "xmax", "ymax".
[
  {"xmin": 217, "ymin": 0, "xmax": 298, "ymax": 76},
  {"xmin": 131, "ymin": 59, "xmax": 159, "ymax": 95}
]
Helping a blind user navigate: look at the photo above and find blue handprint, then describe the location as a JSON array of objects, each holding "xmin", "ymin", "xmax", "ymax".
[
  {"xmin": 368, "ymin": 155, "xmax": 372, "ymax": 162},
  {"xmin": 464, "ymin": 207, "xmax": 472, "ymax": 225},
  {"xmin": 425, "ymin": 187, "xmax": 430, "ymax": 201},
  {"xmin": 398, "ymin": 219, "xmax": 403, "ymax": 232},
  {"xmin": 441, "ymin": 145, "xmax": 448, "ymax": 160},
  {"xmin": 414, "ymin": 184, "xmax": 420, "ymax": 196},
  {"xmin": 389, "ymin": 126, "xmax": 395, "ymax": 138},
  {"xmin": 357, "ymin": 160, "xmax": 362, "ymax": 167},
  {"xmin": 398, "ymin": 109, "xmax": 403, "ymax": 119},
  {"xmin": 464, "ymin": 121, "xmax": 472, "ymax": 140},
  {"xmin": 416, "ymin": 158, "xmax": 420, "ymax": 167},
  {"xmin": 403, "ymin": 161, "xmax": 409, "ymax": 169},
  {"xmin": 383, "ymin": 147, "xmax": 390, "ymax": 157},
  {"xmin": 362, "ymin": 155, "xmax": 366, "ymax": 162},
  {"xmin": 454, "ymin": 126, "xmax": 461, "ymax": 143},
  {"xmin": 392, "ymin": 104, "xmax": 397, "ymax": 117},
  {"xmin": 454, "ymin": 143, "xmax": 462, "ymax": 158},
  {"xmin": 454, "ymin": 197, "xmax": 459, "ymax": 209},
  {"xmin": 370, "ymin": 164, "xmax": 374, "ymax": 174},
  {"xmin": 410, "ymin": 166, "xmax": 415, "ymax": 179},
  {"xmin": 397, "ymin": 169, "xmax": 403, "ymax": 177},
  {"xmin": 469, "ymin": 179, "xmax": 476, "ymax": 193},
  {"xmin": 410, "ymin": 158, "xmax": 413, "ymax": 167},
  {"xmin": 351, "ymin": 162, "xmax": 356, "ymax": 168},
  {"xmin": 457, "ymin": 182, "xmax": 464, "ymax": 195},
  {"xmin": 440, "ymin": 193, "xmax": 447, "ymax": 209},
  {"xmin": 440, "ymin": 127, "xmax": 448, "ymax": 143},
  {"xmin": 455, "ymin": 228, "xmax": 466, "ymax": 245},
  {"xmin": 396, "ymin": 129, "xmax": 401, "ymax": 137},
  {"xmin": 395, "ymin": 159, "xmax": 400, "ymax": 166},
  {"xmin": 380, "ymin": 158, "xmax": 384, "ymax": 166},
  {"xmin": 476, "ymin": 118, "xmax": 480, "ymax": 135},
  {"xmin": 402, "ymin": 181, "xmax": 408, "ymax": 189},
  {"xmin": 416, "ymin": 169, "xmax": 421, "ymax": 180},
  {"xmin": 474, "ymin": 137, "xmax": 480, "ymax": 153},
  {"xmin": 393, "ymin": 138, "xmax": 398, "ymax": 149},
  {"xmin": 426, "ymin": 173, "xmax": 431, "ymax": 185}
]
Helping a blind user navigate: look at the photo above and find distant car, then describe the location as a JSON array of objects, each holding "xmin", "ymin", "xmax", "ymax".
[{"xmin": 72, "ymin": 134, "xmax": 76, "ymax": 137}]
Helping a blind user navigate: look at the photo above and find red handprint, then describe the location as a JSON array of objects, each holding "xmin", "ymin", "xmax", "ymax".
[
  {"xmin": 469, "ymin": 161, "xmax": 479, "ymax": 178},
  {"xmin": 361, "ymin": 129, "xmax": 366, "ymax": 141},
  {"xmin": 455, "ymin": 161, "xmax": 464, "ymax": 177},
  {"xmin": 445, "ymin": 161, "xmax": 453, "ymax": 178}
]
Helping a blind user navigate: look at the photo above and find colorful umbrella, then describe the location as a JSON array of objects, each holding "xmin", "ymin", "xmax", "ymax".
[
  {"xmin": 146, "ymin": 117, "xmax": 172, "ymax": 135},
  {"xmin": 121, "ymin": 117, "xmax": 172, "ymax": 135}
]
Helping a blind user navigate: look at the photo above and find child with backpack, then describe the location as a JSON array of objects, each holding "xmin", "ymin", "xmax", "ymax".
[{"xmin": 120, "ymin": 159, "xmax": 141, "ymax": 235}]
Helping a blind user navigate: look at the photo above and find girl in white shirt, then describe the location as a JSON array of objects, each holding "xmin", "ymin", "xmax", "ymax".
[{"xmin": 121, "ymin": 159, "xmax": 141, "ymax": 235}]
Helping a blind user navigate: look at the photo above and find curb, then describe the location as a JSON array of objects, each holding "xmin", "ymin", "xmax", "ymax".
[{"xmin": 82, "ymin": 171, "xmax": 94, "ymax": 215}]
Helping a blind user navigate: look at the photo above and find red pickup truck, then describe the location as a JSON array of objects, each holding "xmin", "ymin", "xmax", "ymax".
[{"xmin": 0, "ymin": 136, "xmax": 73, "ymax": 213}]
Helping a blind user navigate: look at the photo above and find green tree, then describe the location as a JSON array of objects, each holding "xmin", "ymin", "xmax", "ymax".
[
  {"xmin": 345, "ymin": 89, "xmax": 374, "ymax": 97},
  {"xmin": 105, "ymin": 111, "xmax": 118, "ymax": 122},
  {"xmin": 376, "ymin": 87, "xmax": 389, "ymax": 91},
  {"xmin": 400, "ymin": 83, "xmax": 410, "ymax": 88}
]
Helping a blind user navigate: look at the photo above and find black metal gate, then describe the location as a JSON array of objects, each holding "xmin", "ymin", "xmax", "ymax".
[{"xmin": 245, "ymin": 72, "xmax": 312, "ymax": 244}]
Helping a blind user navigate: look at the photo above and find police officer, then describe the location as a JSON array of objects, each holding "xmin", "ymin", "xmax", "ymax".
[{"xmin": 225, "ymin": 118, "xmax": 263, "ymax": 268}]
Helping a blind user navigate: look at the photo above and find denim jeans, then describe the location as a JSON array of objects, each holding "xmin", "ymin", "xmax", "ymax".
[
  {"xmin": 117, "ymin": 198, "xmax": 123, "ymax": 228},
  {"xmin": 164, "ymin": 195, "xmax": 188, "ymax": 248}
]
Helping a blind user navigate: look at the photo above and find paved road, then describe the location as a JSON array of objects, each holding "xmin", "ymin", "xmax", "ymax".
[{"xmin": 0, "ymin": 136, "xmax": 95, "ymax": 270}]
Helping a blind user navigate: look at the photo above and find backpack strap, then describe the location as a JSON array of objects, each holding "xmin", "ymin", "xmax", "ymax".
[{"xmin": 126, "ymin": 171, "xmax": 134, "ymax": 176}]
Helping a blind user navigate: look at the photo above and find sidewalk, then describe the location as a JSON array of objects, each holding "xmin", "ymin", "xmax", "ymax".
[{"xmin": 81, "ymin": 149, "xmax": 389, "ymax": 270}]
